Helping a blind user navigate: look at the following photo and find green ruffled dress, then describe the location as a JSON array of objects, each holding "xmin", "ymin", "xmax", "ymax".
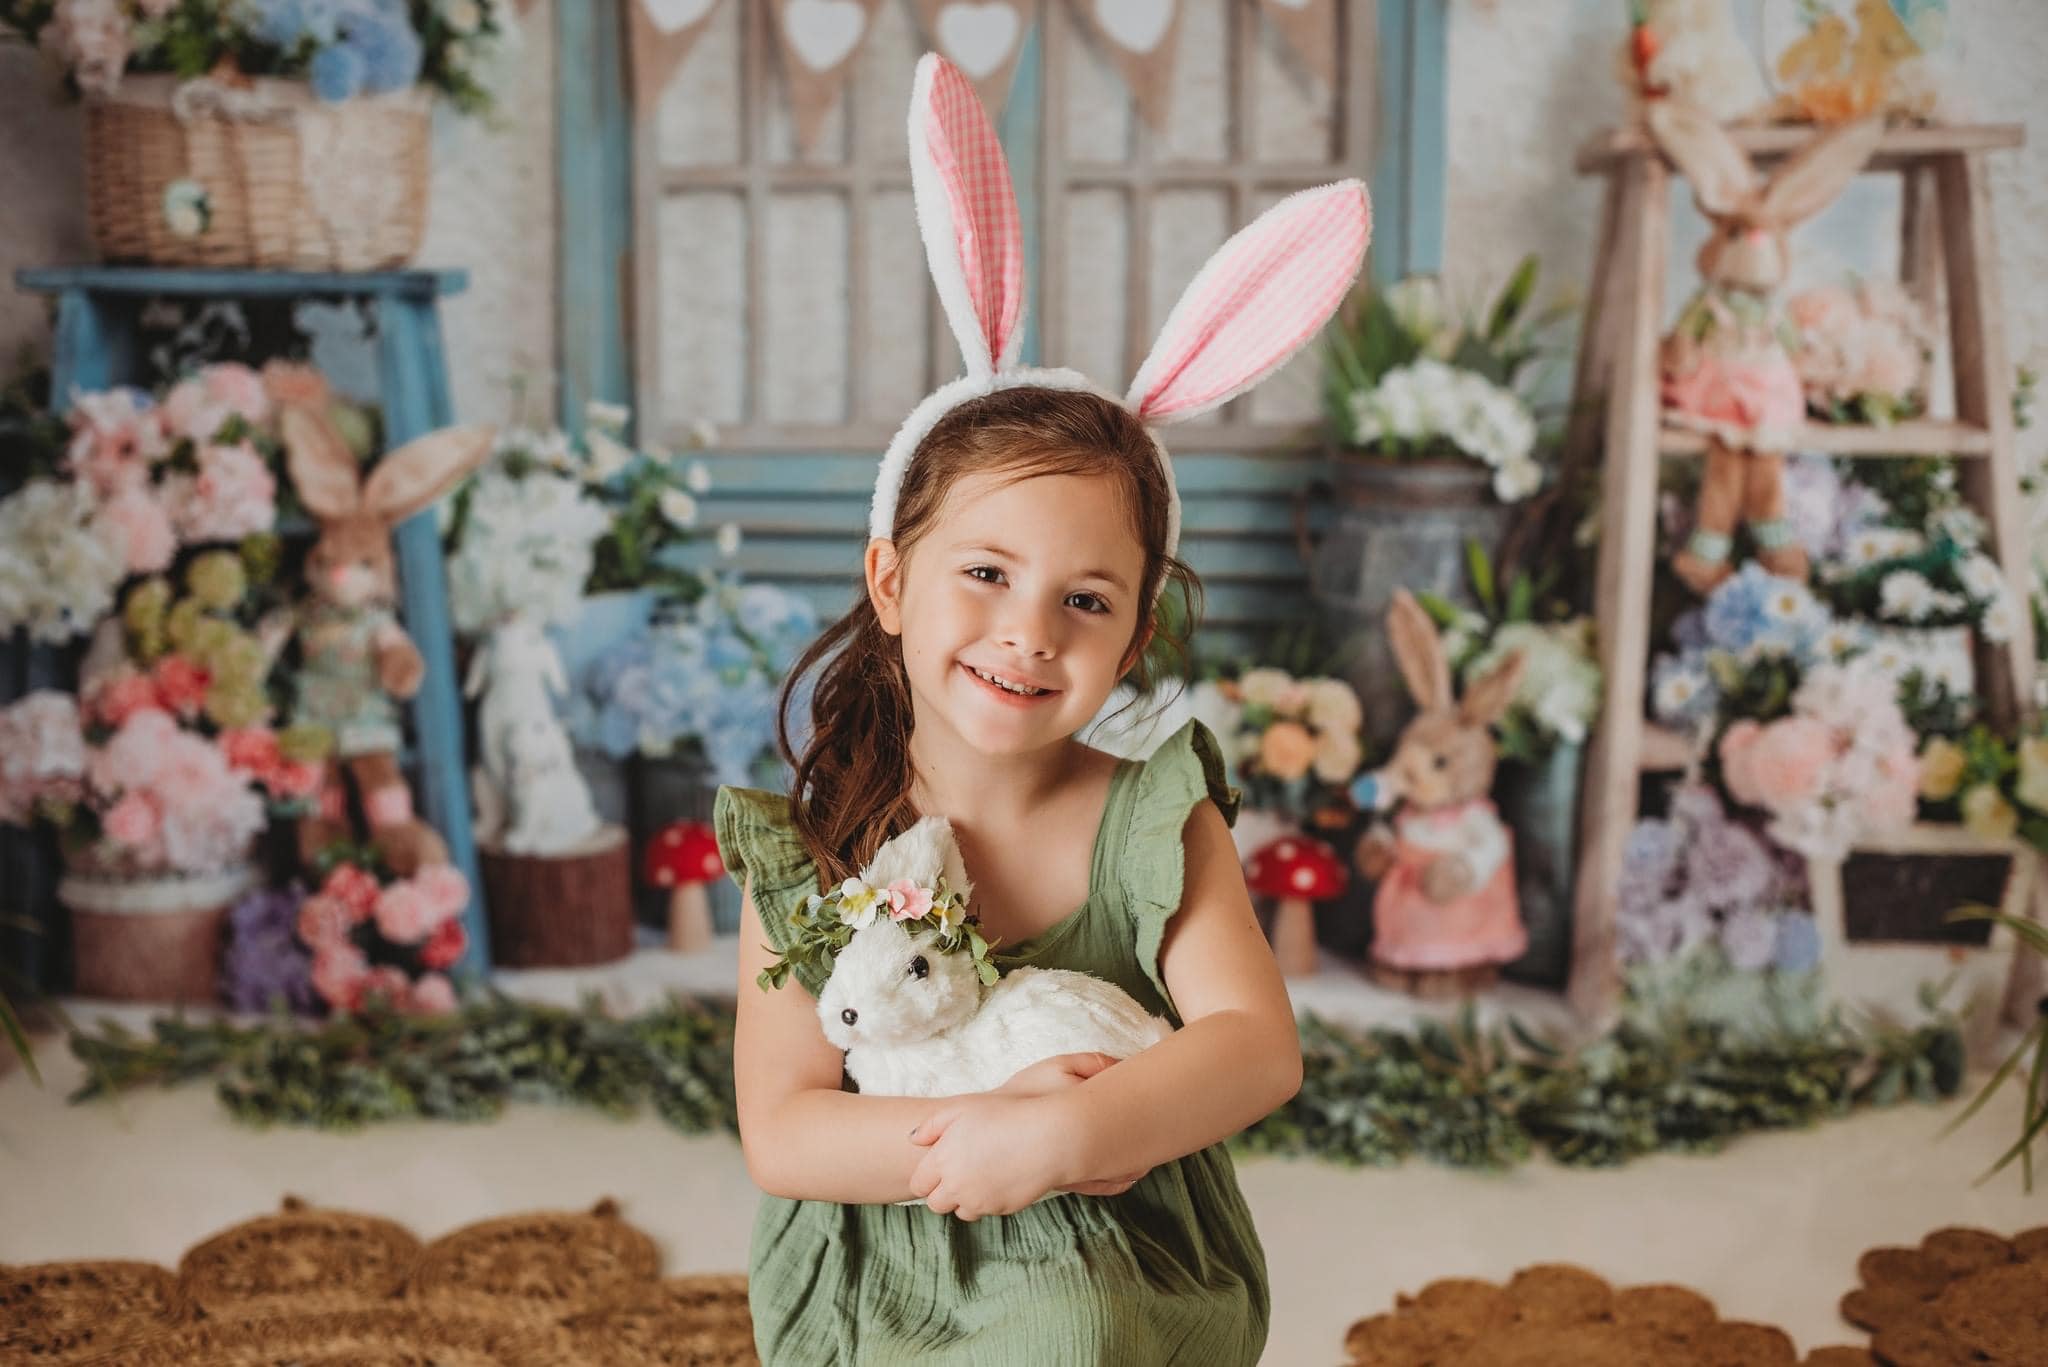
[{"xmin": 711, "ymin": 719, "xmax": 1270, "ymax": 1366}]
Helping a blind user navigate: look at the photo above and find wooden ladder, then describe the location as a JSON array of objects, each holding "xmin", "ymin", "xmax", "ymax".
[{"xmin": 1556, "ymin": 122, "xmax": 2040, "ymax": 1027}]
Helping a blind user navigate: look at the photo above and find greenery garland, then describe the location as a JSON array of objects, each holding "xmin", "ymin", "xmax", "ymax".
[{"xmin": 61, "ymin": 991, "xmax": 1966, "ymax": 1171}]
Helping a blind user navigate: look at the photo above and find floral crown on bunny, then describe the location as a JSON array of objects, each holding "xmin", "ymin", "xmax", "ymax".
[
  {"xmin": 869, "ymin": 56, "xmax": 1374, "ymax": 590},
  {"xmin": 758, "ymin": 815, "xmax": 994, "ymax": 993}
]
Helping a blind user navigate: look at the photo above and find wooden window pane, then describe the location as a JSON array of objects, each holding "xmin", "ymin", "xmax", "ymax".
[
  {"xmin": 855, "ymin": 0, "xmax": 921, "ymax": 167},
  {"xmin": 658, "ymin": 191, "xmax": 748, "ymax": 426},
  {"xmin": 1161, "ymin": 3, "xmax": 1231, "ymax": 163},
  {"xmin": 766, "ymin": 64, "xmax": 850, "ymax": 165},
  {"xmin": 656, "ymin": 0, "xmax": 741, "ymax": 166},
  {"xmin": 1253, "ymin": 17, "xmax": 1339, "ymax": 163},
  {"xmin": 864, "ymin": 188, "xmax": 929, "ymax": 420},
  {"xmin": 763, "ymin": 190, "xmax": 850, "ymax": 422},
  {"xmin": 1064, "ymin": 188, "xmax": 1128, "ymax": 386},
  {"xmin": 1065, "ymin": 28, "xmax": 1134, "ymax": 163}
]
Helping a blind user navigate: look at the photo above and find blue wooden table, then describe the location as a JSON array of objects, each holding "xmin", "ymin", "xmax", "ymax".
[{"xmin": 14, "ymin": 266, "xmax": 493, "ymax": 977}]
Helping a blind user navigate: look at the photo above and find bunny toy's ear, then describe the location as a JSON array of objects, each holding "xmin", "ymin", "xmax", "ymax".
[
  {"xmin": 1460, "ymin": 649, "xmax": 1527, "ymax": 729},
  {"xmin": 1125, "ymin": 180, "xmax": 1370, "ymax": 427},
  {"xmin": 362, "ymin": 426, "xmax": 494, "ymax": 527},
  {"xmin": 1386, "ymin": 589, "xmax": 1452, "ymax": 714},
  {"xmin": 909, "ymin": 54, "xmax": 1026, "ymax": 380},
  {"xmin": 1645, "ymin": 100, "xmax": 1760, "ymax": 219},
  {"xmin": 1754, "ymin": 116, "xmax": 1884, "ymax": 231},
  {"xmin": 280, "ymin": 406, "xmax": 364, "ymax": 521}
]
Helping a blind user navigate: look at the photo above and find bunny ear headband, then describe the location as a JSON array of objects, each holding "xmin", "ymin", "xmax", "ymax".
[{"xmin": 869, "ymin": 54, "xmax": 1374, "ymax": 583}]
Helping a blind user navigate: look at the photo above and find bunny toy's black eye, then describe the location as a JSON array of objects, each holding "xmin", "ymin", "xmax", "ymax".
[
  {"xmin": 1433, "ymin": 755, "xmax": 1449, "ymax": 771},
  {"xmin": 908, "ymin": 956, "xmax": 929, "ymax": 980}
]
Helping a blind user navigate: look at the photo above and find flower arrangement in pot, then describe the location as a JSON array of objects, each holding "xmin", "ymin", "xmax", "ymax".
[{"xmin": 1, "ymin": 0, "xmax": 514, "ymax": 268}]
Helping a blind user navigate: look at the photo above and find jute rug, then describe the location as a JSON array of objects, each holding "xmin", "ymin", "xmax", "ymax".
[
  {"xmin": 0, "ymin": 1195, "xmax": 755, "ymax": 1365},
  {"xmin": 1839, "ymin": 1224, "xmax": 2048, "ymax": 1367}
]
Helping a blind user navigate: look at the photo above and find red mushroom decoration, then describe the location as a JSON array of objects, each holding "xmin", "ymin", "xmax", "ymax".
[
  {"xmin": 646, "ymin": 820, "xmax": 724, "ymax": 953},
  {"xmin": 1245, "ymin": 834, "xmax": 1347, "ymax": 978}
]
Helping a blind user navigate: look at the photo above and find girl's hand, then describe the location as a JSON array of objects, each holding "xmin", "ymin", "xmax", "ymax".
[
  {"xmin": 908, "ymin": 1094, "xmax": 1089, "ymax": 1220},
  {"xmin": 995, "ymin": 1052, "xmax": 1119, "ymax": 1097}
]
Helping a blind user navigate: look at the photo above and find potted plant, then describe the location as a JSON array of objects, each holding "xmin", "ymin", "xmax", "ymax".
[
  {"xmin": 1311, "ymin": 255, "xmax": 1569, "ymax": 748},
  {"xmin": 0, "ymin": 0, "xmax": 512, "ymax": 269}
]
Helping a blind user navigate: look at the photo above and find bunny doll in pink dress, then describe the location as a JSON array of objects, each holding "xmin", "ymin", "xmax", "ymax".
[{"xmin": 1356, "ymin": 590, "xmax": 1528, "ymax": 997}]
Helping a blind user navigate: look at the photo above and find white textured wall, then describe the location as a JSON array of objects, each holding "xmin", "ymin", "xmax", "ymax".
[
  {"xmin": 0, "ymin": 4, "xmax": 556, "ymax": 428},
  {"xmin": 1444, "ymin": 0, "xmax": 2048, "ymax": 558}
]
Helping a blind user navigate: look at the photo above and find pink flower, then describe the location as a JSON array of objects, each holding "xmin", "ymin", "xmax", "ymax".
[
  {"xmin": 0, "ymin": 691, "xmax": 86, "ymax": 824},
  {"xmin": 271, "ymin": 760, "xmax": 326, "ymax": 801},
  {"xmin": 151, "ymin": 654, "xmax": 210, "ymax": 718},
  {"xmin": 311, "ymin": 943, "xmax": 370, "ymax": 1010},
  {"xmin": 101, "ymin": 790, "xmax": 160, "ymax": 847},
  {"xmin": 1719, "ymin": 716, "xmax": 1836, "ymax": 814},
  {"xmin": 1789, "ymin": 284, "xmax": 1858, "ymax": 338},
  {"xmin": 159, "ymin": 379, "xmax": 230, "ymax": 445},
  {"xmin": 1853, "ymin": 331, "xmax": 1922, "ymax": 399},
  {"xmin": 202, "ymin": 364, "xmax": 270, "ymax": 424},
  {"xmin": 65, "ymin": 387, "xmax": 164, "ymax": 494},
  {"xmin": 320, "ymin": 864, "xmax": 382, "ymax": 919},
  {"xmin": 420, "ymin": 917, "xmax": 468, "ymax": 970},
  {"xmin": 355, "ymin": 966, "xmax": 411, "ymax": 1012},
  {"xmin": 412, "ymin": 864, "xmax": 470, "ymax": 920},
  {"xmin": 374, "ymin": 882, "xmax": 438, "ymax": 943},
  {"xmin": 89, "ymin": 707, "xmax": 179, "ymax": 791},
  {"xmin": 884, "ymin": 879, "xmax": 934, "ymax": 922},
  {"xmin": 93, "ymin": 484, "xmax": 176, "ymax": 574},
  {"xmin": 86, "ymin": 671, "xmax": 159, "ymax": 728},
  {"xmin": 408, "ymin": 973, "xmax": 457, "ymax": 1015},
  {"xmin": 1859, "ymin": 746, "xmax": 1921, "ymax": 833},
  {"xmin": 220, "ymin": 726, "xmax": 282, "ymax": 775},
  {"xmin": 296, "ymin": 894, "xmax": 356, "ymax": 950},
  {"xmin": 168, "ymin": 441, "xmax": 277, "ymax": 543}
]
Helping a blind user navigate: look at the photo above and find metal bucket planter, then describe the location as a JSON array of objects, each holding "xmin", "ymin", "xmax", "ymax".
[
  {"xmin": 1301, "ymin": 452, "xmax": 1513, "ymax": 750},
  {"xmin": 1494, "ymin": 739, "xmax": 1585, "ymax": 989},
  {"xmin": 60, "ymin": 863, "xmax": 258, "ymax": 1004}
]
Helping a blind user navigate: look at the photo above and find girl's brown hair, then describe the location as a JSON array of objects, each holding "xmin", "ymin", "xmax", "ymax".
[{"xmin": 774, "ymin": 385, "xmax": 1201, "ymax": 886}]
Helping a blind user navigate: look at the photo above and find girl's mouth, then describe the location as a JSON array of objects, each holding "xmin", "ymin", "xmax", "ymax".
[{"xmin": 959, "ymin": 661, "xmax": 1060, "ymax": 706}]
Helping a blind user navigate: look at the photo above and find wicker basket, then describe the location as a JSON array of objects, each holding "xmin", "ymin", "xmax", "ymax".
[
  {"xmin": 59, "ymin": 863, "xmax": 258, "ymax": 1004},
  {"xmin": 84, "ymin": 74, "xmax": 431, "ymax": 271}
]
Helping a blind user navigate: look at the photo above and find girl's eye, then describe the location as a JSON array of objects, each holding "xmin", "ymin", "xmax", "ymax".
[
  {"xmin": 1066, "ymin": 593, "xmax": 1109, "ymax": 615},
  {"xmin": 965, "ymin": 565, "xmax": 1003, "ymax": 584},
  {"xmin": 908, "ymin": 955, "xmax": 930, "ymax": 980}
]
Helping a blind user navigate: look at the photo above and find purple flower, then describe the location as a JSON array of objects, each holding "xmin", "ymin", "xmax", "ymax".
[
  {"xmin": 1720, "ymin": 906, "xmax": 1780, "ymax": 972},
  {"xmin": 221, "ymin": 883, "xmax": 321, "ymax": 1014},
  {"xmin": 1684, "ymin": 818, "xmax": 1773, "ymax": 912}
]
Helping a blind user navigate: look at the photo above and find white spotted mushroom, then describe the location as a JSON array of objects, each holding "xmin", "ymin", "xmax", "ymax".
[
  {"xmin": 1245, "ymin": 834, "xmax": 1347, "ymax": 978},
  {"xmin": 645, "ymin": 820, "xmax": 724, "ymax": 953}
]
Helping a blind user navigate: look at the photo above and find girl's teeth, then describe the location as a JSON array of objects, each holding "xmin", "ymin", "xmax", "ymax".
[{"xmin": 973, "ymin": 667, "xmax": 1044, "ymax": 696}]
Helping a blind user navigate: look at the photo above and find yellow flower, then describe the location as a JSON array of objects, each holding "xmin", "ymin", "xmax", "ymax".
[
  {"xmin": 1960, "ymin": 783, "xmax": 2019, "ymax": 840},
  {"xmin": 2017, "ymin": 738, "xmax": 2048, "ymax": 814},
  {"xmin": 1917, "ymin": 737, "xmax": 1966, "ymax": 801}
]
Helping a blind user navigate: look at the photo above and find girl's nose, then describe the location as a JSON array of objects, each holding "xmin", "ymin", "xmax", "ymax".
[{"xmin": 996, "ymin": 606, "xmax": 1058, "ymax": 657}]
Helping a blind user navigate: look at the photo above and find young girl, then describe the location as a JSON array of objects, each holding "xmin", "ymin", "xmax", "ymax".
[{"xmin": 713, "ymin": 56, "xmax": 1369, "ymax": 1365}]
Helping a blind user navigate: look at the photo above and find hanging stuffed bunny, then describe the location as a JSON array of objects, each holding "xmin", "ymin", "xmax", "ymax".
[
  {"xmin": 1651, "ymin": 100, "xmax": 1883, "ymax": 593},
  {"xmin": 264, "ymin": 383, "xmax": 491, "ymax": 875}
]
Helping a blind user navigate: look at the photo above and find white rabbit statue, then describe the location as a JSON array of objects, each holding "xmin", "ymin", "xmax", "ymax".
[{"xmin": 466, "ymin": 614, "xmax": 603, "ymax": 856}]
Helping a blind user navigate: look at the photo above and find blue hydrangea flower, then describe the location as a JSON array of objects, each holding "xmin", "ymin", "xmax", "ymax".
[
  {"xmin": 1772, "ymin": 914, "xmax": 1822, "ymax": 974},
  {"xmin": 340, "ymin": 6, "xmax": 423, "ymax": 95},
  {"xmin": 309, "ymin": 42, "xmax": 365, "ymax": 100}
]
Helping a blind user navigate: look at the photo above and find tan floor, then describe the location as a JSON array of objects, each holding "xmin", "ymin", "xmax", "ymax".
[{"xmin": 0, "ymin": 965, "xmax": 2034, "ymax": 1365}]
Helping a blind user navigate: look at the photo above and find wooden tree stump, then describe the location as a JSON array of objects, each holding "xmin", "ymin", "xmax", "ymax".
[{"xmin": 480, "ymin": 826, "xmax": 634, "ymax": 967}]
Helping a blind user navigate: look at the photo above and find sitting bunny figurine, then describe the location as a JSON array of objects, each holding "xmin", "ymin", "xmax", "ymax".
[
  {"xmin": 1357, "ymin": 589, "xmax": 1528, "ymax": 994},
  {"xmin": 466, "ymin": 614, "xmax": 604, "ymax": 856},
  {"xmin": 813, "ymin": 816, "xmax": 1170, "ymax": 1098},
  {"xmin": 263, "ymin": 370, "xmax": 492, "ymax": 875}
]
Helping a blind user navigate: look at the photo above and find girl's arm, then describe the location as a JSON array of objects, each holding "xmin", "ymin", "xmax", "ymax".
[
  {"xmin": 1058, "ymin": 796, "xmax": 1304, "ymax": 1176},
  {"xmin": 733, "ymin": 879, "xmax": 959, "ymax": 1203}
]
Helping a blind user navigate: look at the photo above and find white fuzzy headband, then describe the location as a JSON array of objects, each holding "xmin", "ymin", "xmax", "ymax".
[{"xmin": 871, "ymin": 54, "xmax": 1374, "ymax": 583}]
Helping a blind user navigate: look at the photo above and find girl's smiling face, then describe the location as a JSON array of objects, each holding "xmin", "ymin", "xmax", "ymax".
[{"xmin": 868, "ymin": 469, "xmax": 1151, "ymax": 757}]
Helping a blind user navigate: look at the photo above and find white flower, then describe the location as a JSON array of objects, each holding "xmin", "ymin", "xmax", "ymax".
[
  {"xmin": 1492, "ymin": 458, "xmax": 1543, "ymax": 503},
  {"xmin": 1930, "ymin": 504, "xmax": 1984, "ymax": 548},
  {"xmin": 658, "ymin": 488, "xmax": 699, "ymax": 528},
  {"xmin": 1651, "ymin": 660, "xmax": 1708, "ymax": 722},
  {"xmin": 1312, "ymin": 729, "xmax": 1363, "ymax": 784},
  {"xmin": 1980, "ymin": 593, "xmax": 2018, "ymax": 644},
  {"xmin": 446, "ymin": 467, "xmax": 610, "ymax": 631},
  {"xmin": 834, "ymin": 878, "xmax": 881, "ymax": 929},
  {"xmin": 583, "ymin": 429, "xmax": 634, "ymax": 483},
  {"xmin": 1957, "ymin": 553, "xmax": 2006, "ymax": 602},
  {"xmin": 1304, "ymin": 679, "xmax": 1364, "ymax": 735},
  {"xmin": 1878, "ymin": 570, "xmax": 1936, "ymax": 622},
  {"xmin": 684, "ymin": 459, "xmax": 713, "ymax": 494},
  {"xmin": 716, "ymin": 522, "xmax": 743, "ymax": 556},
  {"xmin": 584, "ymin": 400, "xmax": 631, "ymax": 432},
  {"xmin": 1475, "ymin": 621, "xmax": 1600, "ymax": 744},
  {"xmin": 1236, "ymin": 668, "xmax": 1296, "ymax": 709},
  {"xmin": 687, "ymin": 418, "xmax": 721, "ymax": 449},
  {"xmin": 1844, "ymin": 527, "xmax": 1926, "ymax": 568},
  {"xmin": 0, "ymin": 479, "xmax": 126, "ymax": 644},
  {"xmin": 1385, "ymin": 275, "xmax": 1447, "ymax": 345}
]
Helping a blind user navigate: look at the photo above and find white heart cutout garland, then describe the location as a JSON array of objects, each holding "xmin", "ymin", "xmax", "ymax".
[
  {"xmin": 936, "ymin": 2, "xmax": 1018, "ymax": 79},
  {"xmin": 784, "ymin": 0, "xmax": 868, "ymax": 71},
  {"xmin": 1093, "ymin": 0, "xmax": 1174, "ymax": 54},
  {"xmin": 640, "ymin": 0, "xmax": 717, "ymax": 35}
]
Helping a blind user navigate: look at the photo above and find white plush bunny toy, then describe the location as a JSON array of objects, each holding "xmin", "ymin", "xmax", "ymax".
[
  {"xmin": 817, "ymin": 817, "xmax": 1171, "ymax": 1098},
  {"xmin": 466, "ymin": 613, "xmax": 603, "ymax": 856}
]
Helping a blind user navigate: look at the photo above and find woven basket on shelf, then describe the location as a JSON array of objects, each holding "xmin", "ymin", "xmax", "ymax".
[
  {"xmin": 59, "ymin": 861, "xmax": 258, "ymax": 1004},
  {"xmin": 84, "ymin": 74, "xmax": 431, "ymax": 271}
]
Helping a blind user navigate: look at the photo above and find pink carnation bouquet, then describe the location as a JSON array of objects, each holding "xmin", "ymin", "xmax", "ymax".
[
  {"xmin": 294, "ymin": 856, "xmax": 471, "ymax": 1015},
  {"xmin": 1788, "ymin": 278, "xmax": 1935, "ymax": 427}
]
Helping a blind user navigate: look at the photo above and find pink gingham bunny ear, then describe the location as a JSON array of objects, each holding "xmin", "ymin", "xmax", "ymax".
[
  {"xmin": 1126, "ymin": 181, "xmax": 1371, "ymax": 424},
  {"xmin": 909, "ymin": 53, "xmax": 1026, "ymax": 379}
]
